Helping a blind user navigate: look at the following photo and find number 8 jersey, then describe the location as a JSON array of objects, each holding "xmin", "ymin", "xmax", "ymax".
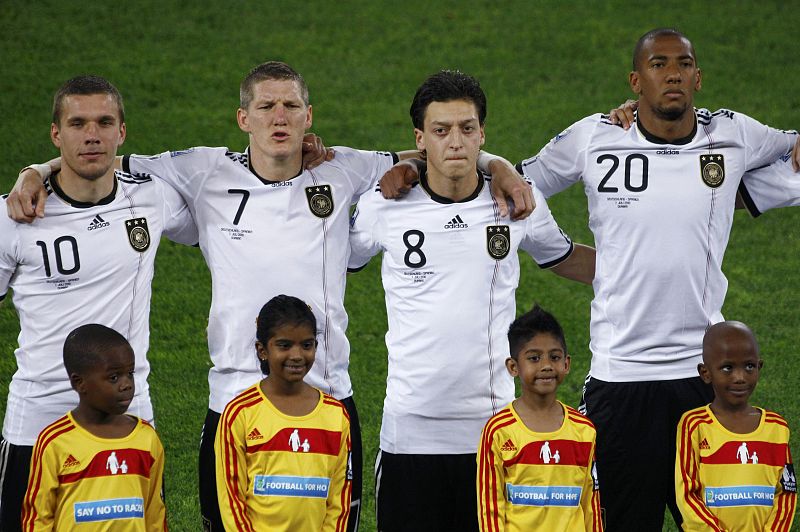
[
  {"xmin": 0, "ymin": 173, "xmax": 198, "ymax": 445},
  {"xmin": 518, "ymin": 110, "xmax": 796, "ymax": 383},
  {"xmin": 348, "ymin": 170, "xmax": 573, "ymax": 454}
]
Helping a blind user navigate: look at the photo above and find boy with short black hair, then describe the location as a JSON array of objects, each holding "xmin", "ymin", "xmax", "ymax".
[
  {"xmin": 477, "ymin": 304, "xmax": 602, "ymax": 531},
  {"xmin": 21, "ymin": 324, "xmax": 166, "ymax": 531},
  {"xmin": 676, "ymin": 321, "xmax": 796, "ymax": 531}
]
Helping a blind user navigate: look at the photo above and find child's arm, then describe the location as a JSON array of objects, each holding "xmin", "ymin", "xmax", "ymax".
[
  {"xmin": 144, "ymin": 432, "xmax": 168, "ymax": 531},
  {"xmin": 763, "ymin": 444, "xmax": 796, "ymax": 530},
  {"xmin": 20, "ymin": 432, "xmax": 59, "ymax": 531},
  {"xmin": 215, "ymin": 406, "xmax": 256, "ymax": 531},
  {"xmin": 323, "ymin": 415, "xmax": 353, "ymax": 532},
  {"xmin": 477, "ymin": 423, "xmax": 506, "ymax": 532},
  {"xmin": 675, "ymin": 413, "xmax": 726, "ymax": 532},
  {"xmin": 580, "ymin": 439, "xmax": 603, "ymax": 531}
]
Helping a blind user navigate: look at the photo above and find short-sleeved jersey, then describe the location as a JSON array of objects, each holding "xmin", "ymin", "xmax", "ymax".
[
  {"xmin": 22, "ymin": 413, "xmax": 166, "ymax": 531},
  {"xmin": 740, "ymin": 152, "xmax": 800, "ymax": 216},
  {"xmin": 477, "ymin": 402, "xmax": 602, "ymax": 532},
  {"xmin": 676, "ymin": 405, "xmax": 796, "ymax": 531},
  {"xmin": 215, "ymin": 384, "xmax": 351, "ymax": 532},
  {"xmin": 348, "ymin": 171, "xmax": 573, "ymax": 454},
  {"xmin": 123, "ymin": 147, "xmax": 396, "ymax": 411},
  {"xmin": 518, "ymin": 110, "xmax": 797, "ymax": 382},
  {"xmin": 0, "ymin": 173, "xmax": 197, "ymax": 445}
]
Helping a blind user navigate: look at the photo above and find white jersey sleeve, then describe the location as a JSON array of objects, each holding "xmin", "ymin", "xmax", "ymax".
[
  {"xmin": 0, "ymin": 203, "xmax": 19, "ymax": 299},
  {"xmin": 517, "ymin": 115, "xmax": 600, "ymax": 198},
  {"xmin": 151, "ymin": 175, "xmax": 198, "ymax": 245},
  {"xmin": 519, "ymin": 183, "xmax": 574, "ymax": 267},
  {"xmin": 348, "ymin": 190, "xmax": 384, "ymax": 271},
  {"xmin": 734, "ymin": 112, "xmax": 797, "ymax": 171},
  {"xmin": 329, "ymin": 147, "xmax": 398, "ymax": 203},
  {"xmin": 740, "ymin": 154, "xmax": 800, "ymax": 215}
]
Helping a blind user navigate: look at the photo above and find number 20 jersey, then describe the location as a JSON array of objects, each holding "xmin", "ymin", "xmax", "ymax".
[
  {"xmin": 518, "ymin": 110, "xmax": 796, "ymax": 382},
  {"xmin": 0, "ymin": 174, "xmax": 198, "ymax": 445},
  {"xmin": 124, "ymin": 147, "xmax": 396, "ymax": 412}
]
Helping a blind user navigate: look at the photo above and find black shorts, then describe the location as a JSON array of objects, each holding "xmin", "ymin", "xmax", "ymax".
[
  {"xmin": 375, "ymin": 450, "xmax": 478, "ymax": 532},
  {"xmin": 199, "ymin": 395, "xmax": 364, "ymax": 532},
  {"xmin": 580, "ymin": 375, "xmax": 713, "ymax": 532},
  {"xmin": 0, "ymin": 437, "xmax": 34, "ymax": 532}
]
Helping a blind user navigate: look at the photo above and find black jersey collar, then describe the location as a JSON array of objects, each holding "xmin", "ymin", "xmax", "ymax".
[
  {"xmin": 635, "ymin": 111, "xmax": 697, "ymax": 145},
  {"xmin": 419, "ymin": 167, "xmax": 484, "ymax": 204},
  {"xmin": 50, "ymin": 172, "xmax": 118, "ymax": 208},
  {"xmin": 245, "ymin": 146, "xmax": 304, "ymax": 185}
]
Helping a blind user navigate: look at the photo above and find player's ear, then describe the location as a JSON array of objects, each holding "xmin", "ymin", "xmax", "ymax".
[
  {"xmin": 757, "ymin": 359, "xmax": 764, "ymax": 370},
  {"xmin": 697, "ymin": 362, "xmax": 711, "ymax": 383},
  {"xmin": 69, "ymin": 373, "xmax": 84, "ymax": 393},
  {"xmin": 305, "ymin": 104, "xmax": 313, "ymax": 130},
  {"xmin": 237, "ymin": 107, "xmax": 249, "ymax": 133},
  {"xmin": 479, "ymin": 125, "xmax": 485, "ymax": 147},
  {"xmin": 695, "ymin": 68, "xmax": 702, "ymax": 92},
  {"xmin": 505, "ymin": 357, "xmax": 519, "ymax": 377},
  {"xmin": 255, "ymin": 341, "xmax": 268, "ymax": 361},
  {"xmin": 51, "ymin": 122, "xmax": 61, "ymax": 148},
  {"xmin": 564, "ymin": 354, "xmax": 571, "ymax": 374},
  {"xmin": 117, "ymin": 122, "xmax": 126, "ymax": 147},
  {"xmin": 414, "ymin": 128, "xmax": 425, "ymax": 152},
  {"xmin": 629, "ymin": 71, "xmax": 641, "ymax": 95}
]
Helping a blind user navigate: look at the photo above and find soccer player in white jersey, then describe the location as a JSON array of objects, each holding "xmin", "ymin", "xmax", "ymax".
[
  {"xmin": 348, "ymin": 70, "xmax": 595, "ymax": 532},
  {"xmin": 8, "ymin": 62, "xmax": 533, "ymax": 532},
  {"xmin": 473, "ymin": 28, "xmax": 798, "ymax": 531},
  {"xmin": 0, "ymin": 76, "xmax": 197, "ymax": 532}
]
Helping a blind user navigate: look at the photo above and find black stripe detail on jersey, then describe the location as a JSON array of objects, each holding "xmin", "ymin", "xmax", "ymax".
[
  {"xmin": 711, "ymin": 109, "xmax": 735, "ymax": 120},
  {"xmin": 225, "ymin": 150, "xmax": 249, "ymax": 167},
  {"xmin": 121, "ymin": 154, "xmax": 131, "ymax": 173},
  {"xmin": 637, "ymin": 117, "xmax": 697, "ymax": 145},
  {"xmin": 347, "ymin": 263, "xmax": 369, "ymax": 273},
  {"xmin": 419, "ymin": 167, "xmax": 484, "ymax": 204},
  {"xmin": 515, "ymin": 161, "xmax": 525, "ymax": 174},
  {"xmin": 49, "ymin": 173, "xmax": 118, "ymax": 208},
  {"xmin": 379, "ymin": 151, "xmax": 400, "ymax": 165},
  {"xmin": 537, "ymin": 239, "xmax": 574, "ymax": 270},
  {"xmin": 117, "ymin": 171, "xmax": 153, "ymax": 185},
  {"xmin": 737, "ymin": 180, "xmax": 762, "ymax": 218}
]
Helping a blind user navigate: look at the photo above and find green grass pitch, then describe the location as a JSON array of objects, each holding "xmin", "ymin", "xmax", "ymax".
[{"xmin": 1, "ymin": 1, "xmax": 798, "ymax": 529}]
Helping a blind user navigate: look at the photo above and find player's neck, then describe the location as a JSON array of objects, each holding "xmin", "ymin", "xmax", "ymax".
[
  {"xmin": 425, "ymin": 168, "xmax": 479, "ymax": 201},
  {"xmin": 260, "ymin": 377, "xmax": 319, "ymax": 417},
  {"xmin": 55, "ymin": 166, "xmax": 116, "ymax": 204},
  {"xmin": 249, "ymin": 148, "xmax": 303, "ymax": 182},
  {"xmin": 514, "ymin": 395, "xmax": 564, "ymax": 433},
  {"xmin": 709, "ymin": 401, "xmax": 761, "ymax": 434},
  {"xmin": 71, "ymin": 407, "xmax": 137, "ymax": 439},
  {"xmin": 636, "ymin": 106, "xmax": 696, "ymax": 143}
]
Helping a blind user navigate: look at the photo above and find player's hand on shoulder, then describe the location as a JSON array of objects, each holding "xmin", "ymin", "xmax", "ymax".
[
  {"xmin": 7, "ymin": 167, "xmax": 48, "ymax": 223},
  {"xmin": 488, "ymin": 159, "xmax": 535, "ymax": 221},
  {"xmin": 380, "ymin": 159, "xmax": 421, "ymax": 199},
  {"xmin": 607, "ymin": 99, "xmax": 639, "ymax": 130},
  {"xmin": 302, "ymin": 133, "xmax": 334, "ymax": 170}
]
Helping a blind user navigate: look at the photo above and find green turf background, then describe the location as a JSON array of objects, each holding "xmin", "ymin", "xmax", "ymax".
[{"xmin": 1, "ymin": 1, "xmax": 798, "ymax": 529}]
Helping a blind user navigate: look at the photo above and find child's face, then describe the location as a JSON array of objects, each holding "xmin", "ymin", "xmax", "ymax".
[
  {"xmin": 257, "ymin": 323, "xmax": 316, "ymax": 383},
  {"xmin": 77, "ymin": 345, "xmax": 136, "ymax": 416},
  {"xmin": 506, "ymin": 333, "xmax": 570, "ymax": 397},
  {"xmin": 699, "ymin": 338, "xmax": 762, "ymax": 409}
]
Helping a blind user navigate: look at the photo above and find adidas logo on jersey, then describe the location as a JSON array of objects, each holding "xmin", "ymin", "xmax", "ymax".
[
  {"xmin": 699, "ymin": 438, "xmax": 710, "ymax": 450},
  {"xmin": 63, "ymin": 454, "xmax": 81, "ymax": 468},
  {"xmin": 247, "ymin": 428, "xmax": 263, "ymax": 441},
  {"xmin": 87, "ymin": 215, "xmax": 110, "ymax": 231},
  {"xmin": 500, "ymin": 439, "xmax": 517, "ymax": 452},
  {"xmin": 444, "ymin": 215, "xmax": 468, "ymax": 229},
  {"xmin": 656, "ymin": 149, "xmax": 679, "ymax": 155}
]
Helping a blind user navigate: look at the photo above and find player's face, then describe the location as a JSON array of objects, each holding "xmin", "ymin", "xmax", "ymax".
[
  {"xmin": 506, "ymin": 333, "xmax": 570, "ymax": 398},
  {"xmin": 237, "ymin": 79, "xmax": 312, "ymax": 163},
  {"xmin": 699, "ymin": 339, "xmax": 762, "ymax": 410},
  {"xmin": 51, "ymin": 94, "xmax": 126, "ymax": 181},
  {"xmin": 415, "ymin": 99, "xmax": 484, "ymax": 181},
  {"xmin": 76, "ymin": 345, "xmax": 136, "ymax": 416},
  {"xmin": 257, "ymin": 323, "xmax": 316, "ymax": 383},
  {"xmin": 630, "ymin": 34, "xmax": 701, "ymax": 121}
]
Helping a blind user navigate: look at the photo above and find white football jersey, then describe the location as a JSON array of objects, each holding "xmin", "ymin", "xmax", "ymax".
[
  {"xmin": 518, "ymin": 109, "xmax": 797, "ymax": 383},
  {"xmin": 348, "ymin": 171, "xmax": 573, "ymax": 454},
  {"xmin": 740, "ymin": 152, "xmax": 800, "ymax": 215},
  {"xmin": 124, "ymin": 146, "xmax": 396, "ymax": 412},
  {"xmin": 0, "ymin": 172, "xmax": 197, "ymax": 445}
]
